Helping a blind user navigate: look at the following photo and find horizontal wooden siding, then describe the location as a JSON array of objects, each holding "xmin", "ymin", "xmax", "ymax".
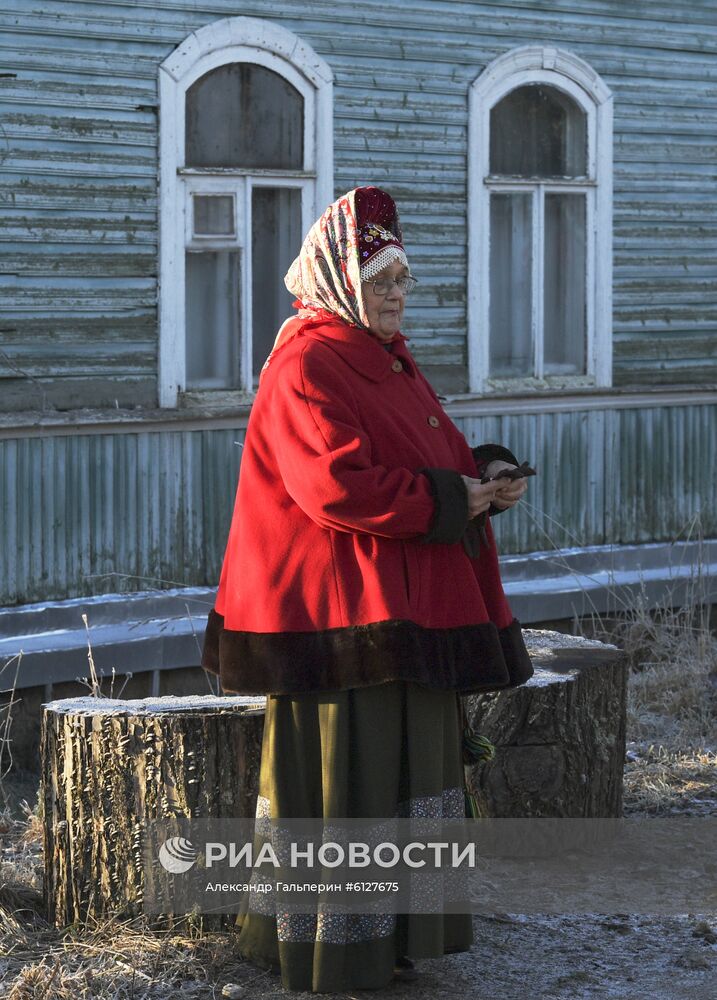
[{"xmin": 0, "ymin": 1, "xmax": 715, "ymax": 406}]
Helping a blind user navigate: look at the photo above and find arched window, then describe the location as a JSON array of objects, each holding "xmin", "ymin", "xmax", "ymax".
[
  {"xmin": 158, "ymin": 18, "xmax": 333, "ymax": 406},
  {"xmin": 468, "ymin": 47, "xmax": 613, "ymax": 393}
]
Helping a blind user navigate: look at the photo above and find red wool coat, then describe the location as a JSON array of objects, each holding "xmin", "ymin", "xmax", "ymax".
[{"xmin": 201, "ymin": 315, "xmax": 533, "ymax": 695}]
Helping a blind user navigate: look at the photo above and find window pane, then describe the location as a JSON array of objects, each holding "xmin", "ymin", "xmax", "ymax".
[
  {"xmin": 490, "ymin": 193, "xmax": 533, "ymax": 377},
  {"xmin": 186, "ymin": 63, "xmax": 303, "ymax": 169},
  {"xmin": 193, "ymin": 195, "xmax": 235, "ymax": 236},
  {"xmin": 252, "ymin": 187, "xmax": 303, "ymax": 380},
  {"xmin": 185, "ymin": 251, "xmax": 241, "ymax": 389},
  {"xmin": 490, "ymin": 84, "xmax": 587, "ymax": 177},
  {"xmin": 544, "ymin": 194, "xmax": 587, "ymax": 375}
]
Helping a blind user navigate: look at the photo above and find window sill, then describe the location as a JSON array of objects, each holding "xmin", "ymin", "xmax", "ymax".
[
  {"xmin": 441, "ymin": 383, "xmax": 717, "ymax": 416},
  {"xmin": 1, "ymin": 384, "xmax": 715, "ymax": 439},
  {"xmin": 481, "ymin": 374, "xmax": 599, "ymax": 393},
  {"xmin": 177, "ymin": 388, "xmax": 257, "ymax": 409},
  {"xmin": 0, "ymin": 400, "xmax": 255, "ymax": 438}
]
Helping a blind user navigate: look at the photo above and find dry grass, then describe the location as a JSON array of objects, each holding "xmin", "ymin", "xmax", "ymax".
[
  {"xmin": 517, "ymin": 500, "xmax": 716, "ymax": 816},
  {"xmin": 522, "ymin": 507, "xmax": 717, "ymax": 818},
  {"xmin": 0, "ymin": 800, "xmax": 270, "ymax": 998},
  {"xmin": 0, "ymin": 517, "xmax": 715, "ymax": 996},
  {"xmin": 0, "ymin": 651, "xmax": 23, "ymax": 817},
  {"xmin": 587, "ymin": 580, "xmax": 715, "ymax": 750},
  {"xmin": 580, "ymin": 540, "xmax": 716, "ymax": 817}
]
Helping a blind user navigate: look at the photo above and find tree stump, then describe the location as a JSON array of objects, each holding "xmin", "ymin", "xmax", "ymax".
[
  {"xmin": 41, "ymin": 632, "xmax": 625, "ymax": 928},
  {"xmin": 463, "ymin": 629, "xmax": 628, "ymax": 818},
  {"xmin": 40, "ymin": 694, "xmax": 265, "ymax": 929}
]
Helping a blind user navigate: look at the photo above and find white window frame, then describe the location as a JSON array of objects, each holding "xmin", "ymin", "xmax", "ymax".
[
  {"xmin": 468, "ymin": 45, "xmax": 613, "ymax": 394},
  {"xmin": 158, "ymin": 17, "xmax": 334, "ymax": 407}
]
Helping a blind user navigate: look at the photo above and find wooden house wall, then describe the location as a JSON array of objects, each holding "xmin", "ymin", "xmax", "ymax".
[
  {"xmin": 0, "ymin": 1, "xmax": 715, "ymax": 605},
  {"xmin": 1, "ymin": 0, "xmax": 716, "ymax": 405},
  {"xmin": 1, "ymin": 401, "xmax": 715, "ymax": 605}
]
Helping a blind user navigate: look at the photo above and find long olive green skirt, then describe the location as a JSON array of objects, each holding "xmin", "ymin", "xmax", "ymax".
[{"xmin": 234, "ymin": 680, "xmax": 473, "ymax": 992}]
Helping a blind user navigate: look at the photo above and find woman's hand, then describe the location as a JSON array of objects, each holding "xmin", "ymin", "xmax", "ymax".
[
  {"xmin": 483, "ymin": 460, "xmax": 529, "ymax": 511},
  {"xmin": 460, "ymin": 474, "xmax": 514, "ymax": 518}
]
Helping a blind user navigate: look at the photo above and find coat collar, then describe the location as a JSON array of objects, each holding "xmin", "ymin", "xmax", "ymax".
[{"xmin": 303, "ymin": 320, "xmax": 416, "ymax": 382}]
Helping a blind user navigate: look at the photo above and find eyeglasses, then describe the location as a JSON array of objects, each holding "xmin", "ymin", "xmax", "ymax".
[{"xmin": 364, "ymin": 275, "xmax": 418, "ymax": 296}]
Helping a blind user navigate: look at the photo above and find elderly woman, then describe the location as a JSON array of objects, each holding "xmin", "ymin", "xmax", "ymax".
[{"xmin": 201, "ymin": 186, "xmax": 533, "ymax": 992}]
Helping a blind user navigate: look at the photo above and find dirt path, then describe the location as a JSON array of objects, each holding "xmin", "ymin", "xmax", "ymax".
[
  {"xmin": 2, "ymin": 796, "xmax": 715, "ymax": 1000},
  {"xmin": 197, "ymin": 911, "xmax": 713, "ymax": 1000}
]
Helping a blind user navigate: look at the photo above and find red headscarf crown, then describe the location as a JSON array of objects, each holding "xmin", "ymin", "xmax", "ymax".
[
  {"xmin": 354, "ymin": 186, "xmax": 407, "ymax": 279},
  {"xmin": 354, "ymin": 186, "xmax": 401, "ymax": 234}
]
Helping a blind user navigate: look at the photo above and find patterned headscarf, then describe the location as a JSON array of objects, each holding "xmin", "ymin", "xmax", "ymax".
[{"xmin": 259, "ymin": 187, "xmax": 405, "ymax": 382}]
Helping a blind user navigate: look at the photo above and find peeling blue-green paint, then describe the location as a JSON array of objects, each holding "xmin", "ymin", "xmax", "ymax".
[{"xmin": 0, "ymin": 1, "xmax": 715, "ymax": 604}]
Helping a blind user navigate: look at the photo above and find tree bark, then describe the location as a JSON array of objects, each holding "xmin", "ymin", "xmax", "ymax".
[
  {"xmin": 41, "ymin": 695, "xmax": 264, "ymax": 929},
  {"xmin": 463, "ymin": 629, "xmax": 628, "ymax": 818}
]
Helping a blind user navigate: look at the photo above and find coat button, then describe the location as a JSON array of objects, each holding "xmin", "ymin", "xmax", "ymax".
[
  {"xmin": 427, "ymin": 415, "xmax": 440, "ymax": 427},
  {"xmin": 391, "ymin": 358, "xmax": 403, "ymax": 373}
]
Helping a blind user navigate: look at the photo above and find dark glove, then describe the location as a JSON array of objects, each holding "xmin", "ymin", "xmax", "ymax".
[{"xmin": 462, "ymin": 460, "xmax": 537, "ymax": 557}]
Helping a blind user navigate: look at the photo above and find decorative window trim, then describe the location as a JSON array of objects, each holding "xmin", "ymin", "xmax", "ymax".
[
  {"xmin": 468, "ymin": 45, "xmax": 613, "ymax": 394},
  {"xmin": 158, "ymin": 17, "xmax": 333, "ymax": 407}
]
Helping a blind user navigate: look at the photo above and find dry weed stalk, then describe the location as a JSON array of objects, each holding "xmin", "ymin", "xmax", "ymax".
[
  {"xmin": 520, "ymin": 501, "xmax": 716, "ymax": 814},
  {"xmin": 0, "ymin": 651, "xmax": 23, "ymax": 815}
]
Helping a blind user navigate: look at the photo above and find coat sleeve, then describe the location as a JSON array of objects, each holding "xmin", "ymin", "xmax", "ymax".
[{"xmin": 269, "ymin": 341, "xmax": 470, "ymax": 541}]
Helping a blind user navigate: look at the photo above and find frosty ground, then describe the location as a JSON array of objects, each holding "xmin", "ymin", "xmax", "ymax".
[{"xmin": 1, "ymin": 598, "xmax": 715, "ymax": 999}]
